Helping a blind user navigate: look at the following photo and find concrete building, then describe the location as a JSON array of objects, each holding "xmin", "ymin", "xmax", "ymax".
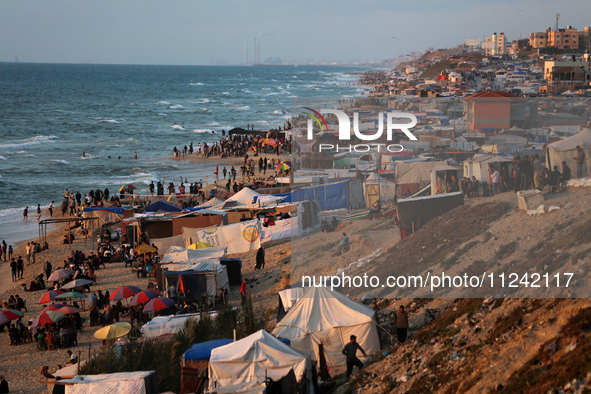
[
  {"xmin": 482, "ymin": 32, "xmax": 507, "ymax": 56},
  {"xmin": 530, "ymin": 30, "xmax": 549, "ymax": 49},
  {"xmin": 548, "ymin": 26, "xmax": 579, "ymax": 50},
  {"xmin": 462, "ymin": 91, "xmax": 526, "ymax": 131}
]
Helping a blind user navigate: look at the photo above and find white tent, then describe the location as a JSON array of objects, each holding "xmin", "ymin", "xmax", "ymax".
[
  {"xmin": 160, "ymin": 245, "xmax": 227, "ymax": 263},
  {"xmin": 272, "ymin": 287, "xmax": 380, "ymax": 367},
  {"xmin": 59, "ymin": 371, "xmax": 158, "ymax": 394},
  {"xmin": 463, "ymin": 154, "xmax": 513, "ymax": 183},
  {"xmin": 546, "ymin": 128, "xmax": 591, "ymax": 178},
  {"xmin": 208, "ymin": 330, "xmax": 311, "ymax": 390},
  {"xmin": 226, "ymin": 187, "xmax": 261, "ymax": 206},
  {"xmin": 140, "ymin": 311, "xmax": 219, "ymax": 338},
  {"xmin": 200, "ymin": 197, "xmax": 225, "ymax": 208}
]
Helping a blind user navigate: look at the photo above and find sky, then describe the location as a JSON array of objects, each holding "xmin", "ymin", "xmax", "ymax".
[{"xmin": 0, "ymin": 0, "xmax": 590, "ymax": 65}]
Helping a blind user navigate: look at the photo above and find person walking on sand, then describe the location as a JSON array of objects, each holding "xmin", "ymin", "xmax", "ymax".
[
  {"xmin": 342, "ymin": 335, "xmax": 366, "ymax": 378},
  {"xmin": 48, "ymin": 201, "xmax": 54, "ymax": 217},
  {"xmin": 17, "ymin": 256, "xmax": 24, "ymax": 280},
  {"xmin": 10, "ymin": 258, "xmax": 17, "ymax": 282},
  {"xmin": 240, "ymin": 278, "xmax": 247, "ymax": 302},
  {"xmin": 25, "ymin": 242, "xmax": 31, "ymax": 265},
  {"xmin": 37, "ymin": 204, "xmax": 42, "ymax": 221},
  {"xmin": 1, "ymin": 240, "xmax": 6, "ymax": 261},
  {"xmin": 23, "ymin": 206, "xmax": 28, "ymax": 221},
  {"xmin": 255, "ymin": 247, "xmax": 265, "ymax": 270}
]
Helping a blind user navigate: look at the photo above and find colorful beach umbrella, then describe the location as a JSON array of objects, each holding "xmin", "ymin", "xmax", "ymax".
[
  {"xmin": 94, "ymin": 322, "xmax": 132, "ymax": 340},
  {"xmin": 134, "ymin": 243, "xmax": 158, "ymax": 255},
  {"xmin": 31, "ymin": 311, "xmax": 66, "ymax": 329},
  {"xmin": 55, "ymin": 306, "xmax": 84, "ymax": 315},
  {"xmin": 42, "ymin": 304, "xmax": 68, "ymax": 313},
  {"xmin": 129, "ymin": 290, "xmax": 160, "ymax": 306},
  {"xmin": 119, "ymin": 184, "xmax": 136, "ymax": 192},
  {"xmin": 55, "ymin": 291, "xmax": 87, "ymax": 300},
  {"xmin": 62, "ymin": 279, "xmax": 94, "ymax": 290},
  {"xmin": 47, "ymin": 269, "xmax": 74, "ymax": 282},
  {"xmin": 38, "ymin": 290, "xmax": 66, "ymax": 304},
  {"xmin": 110, "ymin": 285, "xmax": 141, "ymax": 301},
  {"xmin": 276, "ymin": 161, "xmax": 291, "ymax": 171},
  {"xmin": 187, "ymin": 242, "xmax": 212, "ymax": 249},
  {"xmin": 143, "ymin": 297, "xmax": 174, "ymax": 313},
  {"xmin": 0, "ymin": 309, "xmax": 24, "ymax": 325}
]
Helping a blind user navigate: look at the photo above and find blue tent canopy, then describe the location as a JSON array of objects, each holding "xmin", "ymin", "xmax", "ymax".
[
  {"xmin": 291, "ymin": 181, "xmax": 348, "ymax": 211},
  {"xmin": 83, "ymin": 207, "xmax": 127, "ymax": 214},
  {"xmin": 184, "ymin": 339, "xmax": 233, "ymax": 361},
  {"xmin": 144, "ymin": 201, "xmax": 182, "ymax": 213}
]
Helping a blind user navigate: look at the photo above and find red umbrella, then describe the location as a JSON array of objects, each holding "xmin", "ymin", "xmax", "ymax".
[
  {"xmin": 55, "ymin": 306, "xmax": 84, "ymax": 315},
  {"xmin": 38, "ymin": 290, "xmax": 65, "ymax": 304},
  {"xmin": 143, "ymin": 297, "xmax": 174, "ymax": 313},
  {"xmin": 30, "ymin": 311, "xmax": 66, "ymax": 329},
  {"xmin": 110, "ymin": 286, "xmax": 141, "ymax": 301},
  {"xmin": 42, "ymin": 303, "xmax": 68, "ymax": 313},
  {"xmin": 129, "ymin": 290, "xmax": 160, "ymax": 306},
  {"xmin": 0, "ymin": 309, "xmax": 24, "ymax": 325}
]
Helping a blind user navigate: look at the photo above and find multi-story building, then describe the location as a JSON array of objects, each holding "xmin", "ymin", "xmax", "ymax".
[
  {"xmin": 548, "ymin": 26, "xmax": 579, "ymax": 50},
  {"xmin": 482, "ymin": 33, "xmax": 507, "ymax": 56},
  {"xmin": 530, "ymin": 30, "xmax": 550, "ymax": 48}
]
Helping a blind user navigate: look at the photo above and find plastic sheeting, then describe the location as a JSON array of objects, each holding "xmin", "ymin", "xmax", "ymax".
[
  {"xmin": 273, "ymin": 287, "xmax": 380, "ymax": 367},
  {"xmin": 62, "ymin": 371, "xmax": 157, "ymax": 394},
  {"xmin": 182, "ymin": 219, "xmax": 262, "ymax": 255},
  {"xmin": 141, "ymin": 312, "xmax": 219, "ymax": 338},
  {"xmin": 183, "ymin": 339, "xmax": 233, "ymax": 361},
  {"xmin": 160, "ymin": 246, "xmax": 227, "ymax": 263},
  {"xmin": 291, "ymin": 181, "xmax": 349, "ymax": 211}
]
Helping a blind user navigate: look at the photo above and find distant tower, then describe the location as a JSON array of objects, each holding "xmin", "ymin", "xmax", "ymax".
[{"xmin": 555, "ymin": 13, "xmax": 559, "ymax": 31}]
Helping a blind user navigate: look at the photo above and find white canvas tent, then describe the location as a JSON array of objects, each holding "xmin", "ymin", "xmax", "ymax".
[
  {"xmin": 225, "ymin": 187, "xmax": 261, "ymax": 207},
  {"xmin": 546, "ymin": 128, "xmax": 591, "ymax": 178},
  {"xmin": 272, "ymin": 287, "xmax": 380, "ymax": 367},
  {"xmin": 463, "ymin": 154, "xmax": 513, "ymax": 183},
  {"xmin": 208, "ymin": 330, "xmax": 312, "ymax": 390}
]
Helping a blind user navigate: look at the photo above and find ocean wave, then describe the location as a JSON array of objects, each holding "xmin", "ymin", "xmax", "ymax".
[
  {"xmin": 105, "ymin": 144, "xmax": 124, "ymax": 148},
  {"xmin": 0, "ymin": 135, "xmax": 58, "ymax": 150},
  {"xmin": 234, "ymin": 106, "xmax": 250, "ymax": 110},
  {"xmin": 158, "ymin": 113, "xmax": 167, "ymax": 116},
  {"xmin": 221, "ymin": 102, "xmax": 232, "ymax": 106},
  {"xmin": 197, "ymin": 98, "xmax": 210, "ymax": 103},
  {"xmin": 192, "ymin": 129, "xmax": 210, "ymax": 133},
  {"xmin": 50, "ymin": 159, "xmax": 70, "ymax": 164},
  {"xmin": 169, "ymin": 104, "xmax": 184, "ymax": 109},
  {"xmin": 189, "ymin": 82, "xmax": 204, "ymax": 86},
  {"xmin": 208, "ymin": 122, "xmax": 220, "ymax": 126},
  {"xmin": 81, "ymin": 154, "xmax": 98, "ymax": 160},
  {"xmin": 0, "ymin": 156, "xmax": 6, "ymax": 160},
  {"xmin": 172, "ymin": 125, "xmax": 185, "ymax": 130},
  {"xmin": 98, "ymin": 119, "xmax": 121, "ymax": 124},
  {"xmin": 220, "ymin": 92, "xmax": 230, "ymax": 95},
  {"xmin": 156, "ymin": 101, "xmax": 171, "ymax": 105}
]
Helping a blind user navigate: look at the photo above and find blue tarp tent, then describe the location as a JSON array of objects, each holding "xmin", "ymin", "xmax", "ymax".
[
  {"xmin": 83, "ymin": 207, "xmax": 126, "ymax": 214},
  {"xmin": 253, "ymin": 193, "xmax": 291, "ymax": 204},
  {"xmin": 144, "ymin": 201, "xmax": 182, "ymax": 213},
  {"xmin": 291, "ymin": 181, "xmax": 348, "ymax": 211},
  {"xmin": 184, "ymin": 339, "xmax": 233, "ymax": 361}
]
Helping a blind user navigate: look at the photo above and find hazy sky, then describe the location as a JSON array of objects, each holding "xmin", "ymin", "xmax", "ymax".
[{"xmin": 1, "ymin": 0, "xmax": 590, "ymax": 65}]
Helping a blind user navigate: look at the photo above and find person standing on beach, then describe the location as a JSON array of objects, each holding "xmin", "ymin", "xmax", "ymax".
[
  {"xmin": 23, "ymin": 206, "xmax": 28, "ymax": 221},
  {"xmin": 575, "ymin": 146, "xmax": 586, "ymax": 178},
  {"xmin": 37, "ymin": 204, "xmax": 42, "ymax": 221},
  {"xmin": 48, "ymin": 201, "xmax": 54, "ymax": 217},
  {"xmin": 25, "ymin": 242, "xmax": 31, "ymax": 265},
  {"xmin": 44, "ymin": 260, "xmax": 52, "ymax": 280},
  {"xmin": 7, "ymin": 245, "xmax": 12, "ymax": 260},
  {"xmin": 16, "ymin": 256, "xmax": 24, "ymax": 280},
  {"xmin": 10, "ymin": 258, "xmax": 17, "ymax": 282},
  {"xmin": 0, "ymin": 375, "xmax": 8, "ymax": 393},
  {"xmin": 240, "ymin": 278, "xmax": 247, "ymax": 302},
  {"xmin": 1, "ymin": 240, "xmax": 6, "ymax": 261}
]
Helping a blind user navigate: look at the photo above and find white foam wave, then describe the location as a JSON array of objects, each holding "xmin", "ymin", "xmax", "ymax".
[
  {"xmin": 169, "ymin": 104, "xmax": 184, "ymax": 109},
  {"xmin": 156, "ymin": 101, "xmax": 171, "ymax": 105},
  {"xmin": 189, "ymin": 82, "xmax": 204, "ymax": 86},
  {"xmin": 234, "ymin": 106, "xmax": 250, "ymax": 110},
  {"xmin": 0, "ymin": 156, "xmax": 6, "ymax": 160},
  {"xmin": 172, "ymin": 125, "xmax": 185, "ymax": 130},
  {"xmin": 81, "ymin": 155, "xmax": 98, "ymax": 160},
  {"xmin": 197, "ymin": 98, "xmax": 210, "ymax": 103},
  {"xmin": 158, "ymin": 113, "xmax": 168, "ymax": 116},
  {"xmin": 208, "ymin": 122, "xmax": 220, "ymax": 126},
  {"xmin": 98, "ymin": 119, "xmax": 120, "ymax": 124},
  {"xmin": 220, "ymin": 92, "xmax": 230, "ymax": 95},
  {"xmin": 0, "ymin": 135, "xmax": 58, "ymax": 150},
  {"xmin": 192, "ymin": 129, "xmax": 210, "ymax": 133},
  {"xmin": 50, "ymin": 159, "xmax": 70, "ymax": 164},
  {"xmin": 221, "ymin": 102, "xmax": 232, "ymax": 106}
]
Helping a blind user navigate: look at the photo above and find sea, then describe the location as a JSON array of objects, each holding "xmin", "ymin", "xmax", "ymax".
[{"xmin": 0, "ymin": 63, "xmax": 368, "ymax": 248}]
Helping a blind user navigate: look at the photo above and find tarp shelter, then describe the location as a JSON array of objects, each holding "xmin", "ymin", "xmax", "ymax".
[
  {"xmin": 272, "ymin": 287, "xmax": 380, "ymax": 367},
  {"xmin": 144, "ymin": 200, "xmax": 183, "ymax": 213},
  {"xmin": 277, "ymin": 287, "xmax": 304, "ymax": 323},
  {"xmin": 58, "ymin": 371, "xmax": 158, "ymax": 394},
  {"xmin": 291, "ymin": 181, "xmax": 359, "ymax": 211},
  {"xmin": 183, "ymin": 339, "xmax": 234, "ymax": 364},
  {"xmin": 546, "ymin": 127, "xmax": 591, "ymax": 178},
  {"xmin": 164, "ymin": 263, "xmax": 230, "ymax": 299},
  {"xmin": 160, "ymin": 245, "xmax": 227, "ymax": 264},
  {"xmin": 430, "ymin": 164, "xmax": 461, "ymax": 195},
  {"xmin": 463, "ymin": 154, "xmax": 513, "ymax": 183},
  {"xmin": 394, "ymin": 160, "xmax": 450, "ymax": 197},
  {"xmin": 82, "ymin": 207, "xmax": 124, "ymax": 226},
  {"xmin": 397, "ymin": 191, "xmax": 464, "ymax": 232},
  {"xmin": 363, "ymin": 172, "xmax": 396, "ymax": 206},
  {"xmin": 181, "ymin": 338, "xmax": 234, "ymax": 394},
  {"xmin": 182, "ymin": 219, "xmax": 262, "ymax": 255},
  {"xmin": 208, "ymin": 330, "xmax": 312, "ymax": 391}
]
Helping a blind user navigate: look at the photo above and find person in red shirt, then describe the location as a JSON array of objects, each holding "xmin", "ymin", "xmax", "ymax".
[{"xmin": 240, "ymin": 278, "xmax": 247, "ymax": 302}]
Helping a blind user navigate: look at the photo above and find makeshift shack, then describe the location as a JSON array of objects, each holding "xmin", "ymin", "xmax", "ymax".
[
  {"xmin": 219, "ymin": 258, "xmax": 242, "ymax": 286},
  {"xmin": 181, "ymin": 339, "xmax": 234, "ymax": 394},
  {"xmin": 546, "ymin": 127, "xmax": 591, "ymax": 178},
  {"xmin": 462, "ymin": 154, "xmax": 513, "ymax": 184},
  {"xmin": 163, "ymin": 263, "xmax": 230, "ymax": 301},
  {"xmin": 430, "ymin": 164, "xmax": 461, "ymax": 195},
  {"xmin": 397, "ymin": 191, "xmax": 464, "ymax": 233}
]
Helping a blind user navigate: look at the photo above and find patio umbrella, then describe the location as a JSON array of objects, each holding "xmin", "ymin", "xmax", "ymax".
[
  {"xmin": 187, "ymin": 242, "xmax": 212, "ymax": 249},
  {"xmin": 134, "ymin": 243, "xmax": 158, "ymax": 255},
  {"xmin": 110, "ymin": 285, "xmax": 141, "ymax": 301},
  {"xmin": 276, "ymin": 161, "xmax": 291, "ymax": 171},
  {"xmin": 119, "ymin": 184, "xmax": 136, "ymax": 192},
  {"xmin": 0, "ymin": 309, "xmax": 24, "ymax": 325},
  {"xmin": 62, "ymin": 279, "xmax": 94, "ymax": 290},
  {"xmin": 55, "ymin": 291, "xmax": 87, "ymax": 300},
  {"xmin": 42, "ymin": 304, "xmax": 68, "ymax": 313},
  {"xmin": 55, "ymin": 306, "xmax": 84, "ymax": 315},
  {"xmin": 129, "ymin": 290, "xmax": 160, "ymax": 306},
  {"xmin": 30, "ymin": 311, "xmax": 66, "ymax": 329},
  {"xmin": 94, "ymin": 322, "xmax": 132, "ymax": 340},
  {"xmin": 143, "ymin": 297, "xmax": 174, "ymax": 313},
  {"xmin": 48, "ymin": 269, "xmax": 74, "ymax": 282},
  {"xmin": 38, "ymin": 290, "xmax": 66, "ymax": 304}
]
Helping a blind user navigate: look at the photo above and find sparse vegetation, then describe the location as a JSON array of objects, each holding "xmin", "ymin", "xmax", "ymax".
[
  {"xmin": 414, "ymin": 299, "xmax": 483, "ymax": 345},
  {"xmin": 495, "ymin": 242, "xmax": 517, "ymax": 260}
]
